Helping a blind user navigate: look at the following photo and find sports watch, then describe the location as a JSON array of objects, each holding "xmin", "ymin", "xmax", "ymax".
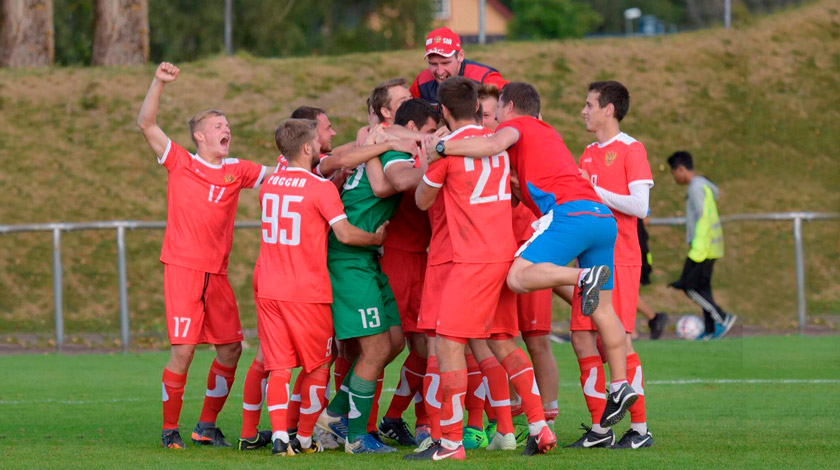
[{"xmin": 435, "ymin": 140, "xmax": 447, "ymax": 157}]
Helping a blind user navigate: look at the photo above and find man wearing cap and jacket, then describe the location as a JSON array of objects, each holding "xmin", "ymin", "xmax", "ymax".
[{"xmin": 410, "ymin": 27, "xmax": 508, "ymax": 105}]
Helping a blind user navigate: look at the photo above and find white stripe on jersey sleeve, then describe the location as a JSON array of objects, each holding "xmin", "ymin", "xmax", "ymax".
[
  {"xmin": 328, "ymin": 214, "xmax": 348, "ymax": 226},
  {"xmin": 422, "ymin": 175, "xmax": 443, "ymax": 188},
  {"xmin": 157, "ymin": 139, "xmax": 173, "ymax": 165}
]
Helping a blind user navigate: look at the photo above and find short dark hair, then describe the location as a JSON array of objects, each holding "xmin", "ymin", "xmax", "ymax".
[
  {"xmin": 275, "ymin": 119, "xmax": 317, "ymax": 158},
  {"xmin": 437, "ymin": 76, "xmax": 479, "ymax": 122},
  {"xmin": 588, "ymin": 81, "xmax": 630, "ymax": 122},
  {"xmin": 370, "ymin": 78, "xmax": 406, "ymax": 122},
  {"xmin": 667, "ymin": 151, "xmax": 694, "ymax": 170},
  {"xmin": 499, "ymin": 82, "xmax": 540, "ymax": 118},
  {"xmin": 290, "ymin": 106, "xmax": 326, "ymax": 121},
  {"xmin": 394, "ymin": 98, "xmax": 440, "ymax": 129}
]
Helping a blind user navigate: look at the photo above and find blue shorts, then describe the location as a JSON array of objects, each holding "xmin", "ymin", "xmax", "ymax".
[{"xmin": 518, "ymin": 200, "xmax": 616, "ymax": 289}]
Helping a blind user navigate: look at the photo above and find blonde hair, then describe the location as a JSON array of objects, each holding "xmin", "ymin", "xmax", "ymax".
[
  {"xmin": 188, "ymin": 109, "xmax": 226, "ymax": 147},
  {"xmin": 275, "ymin": 119, "xmax": 318, "ymax": 158}
]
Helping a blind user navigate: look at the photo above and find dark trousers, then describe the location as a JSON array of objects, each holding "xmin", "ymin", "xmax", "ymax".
[{"xmin": 671, "ymin": 258, "xmax": 727, "ymax": 334}]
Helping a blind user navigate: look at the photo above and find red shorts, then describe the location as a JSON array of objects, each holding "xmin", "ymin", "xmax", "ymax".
[
  {"xmin": 417, "ymin": 262, "xmax": 452, "ymax": 332},
  {"xmin": 517, "ymin": 288, "xmax": 553, "ymax": 334},
  {"xmin": 380, "ymin": 247, "xmax": 427, "ymax": 334},
  {"xmin": 164, "ymin": 264, "xmax": 243, "ymax": 345},
  {"xmin": 256, "ymin": 298, "xmax": 333, "ymax": 373},
  {"xmin": 436, "ymin": 262, "xmax": 514, "ymax": 339},
  {"xmin": 571, "ymin": 265, "xmax": 640, "ymax": 334},
  {"xmin": 490, "ymin": 284, "xmax": 518, "ymax": 338}
]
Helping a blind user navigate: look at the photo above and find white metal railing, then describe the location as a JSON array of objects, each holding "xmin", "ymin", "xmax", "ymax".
[{"xmin": 0, "ymin": 212, "xmax": 837, "ymax": 352}]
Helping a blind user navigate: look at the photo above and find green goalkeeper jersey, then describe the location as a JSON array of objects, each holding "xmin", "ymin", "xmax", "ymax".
[{"xmin": 327, "ymin": 150, "xmax": 411, "ymax": 254}]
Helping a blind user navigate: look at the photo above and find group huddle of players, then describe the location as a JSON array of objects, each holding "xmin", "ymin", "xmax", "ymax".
[{"xmin": 137, "ymin": 27, "xmax": 656, "ymax": 460}]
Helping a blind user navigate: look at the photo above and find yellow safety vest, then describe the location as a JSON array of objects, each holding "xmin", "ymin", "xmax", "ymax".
[{"xmin": 688, "ymin": 185, "xmax": 724, "ymax": 262}]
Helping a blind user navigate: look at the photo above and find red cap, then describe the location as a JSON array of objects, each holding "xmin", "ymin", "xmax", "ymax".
[{"xmin": 424, "ymin": 27, "xmax": 461, "ymax": 58}]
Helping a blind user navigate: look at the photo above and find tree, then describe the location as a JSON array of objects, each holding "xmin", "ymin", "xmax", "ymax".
[
  {"xmin": 0, "ymin": 0, "xmax": 54, "ymax": 67},
  {"xmin": 91, "ymin": 0, "xmax": 148, "ymax": 65},
  {"xmin": 508, "ymin": 0, "xmax": 601, "ymax": 40}
]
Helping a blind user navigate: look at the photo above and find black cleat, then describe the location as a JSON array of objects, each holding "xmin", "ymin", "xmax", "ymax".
[
  {"xmin": 289, "ymin": 436, "xmax": 323, "ymax": 454},
  {"xmin": 272, "ymin": 438, "xmax": 291, "ymax": 456},
  {"xmin": 379, "ymin": 417, "xmax": 418, "ymax": 446},
  {"xmin": 648, "ymin": 313, "xmax": 668, "ymax": 340},
  {"xmin": 600, "ymin": 383, "xmax": 638, "ymax": 427},
  {"xmin": 611, "ymin": 428, "xmax": 653, "ymax": 449},
  {"xmin": 521, "ymin": 425, "xmax": 557, "ymax": 455},
  {"xmin": 565, "ymin": 424, "xmax": 614, "ymax": 448},
  {"xmin": 580, "ymin": 265, "xmax": 611, "ymax": 316},
  {"xmin": 238, "ymin": 430, "xmax": 271, "ymax": 450},
  {"xmin": 191, "ymin": 424, "xmax": 231, "ymax": 447},
  {"xmin": 161, "ymin": 429, "xmax": 186, "ymax": 449},
  {"xmin": 404, "ymin": 442, "xmax": 442, "ymax": 460}
]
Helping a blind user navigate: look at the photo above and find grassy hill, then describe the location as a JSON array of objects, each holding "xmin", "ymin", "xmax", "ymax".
[{"xmin": 1, "ymin": 1, "xmax": 838, "ymax": 342}]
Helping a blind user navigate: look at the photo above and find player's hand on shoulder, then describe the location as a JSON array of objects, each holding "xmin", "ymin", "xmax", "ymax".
[
  {"xmin": 374, "ymin": 221, "xmax": 389, "ymax": 245},
  {"xmin": 422, "ymin": 135, "xmax": 442, "ymax": 164},
  {"xmin": 365, "ymin": 124, "xmax": 386, "ymax": 146},
  {"xmin": 156, "ymin": 62, "xmax": 180, "ymax": 83},
  {"xmin": 433, "ymin": 127, "xmax": 450, "ymax": 139},
  {"xmin": 390, "ymin": 139, "xmax": 417, "ymax": 156}
]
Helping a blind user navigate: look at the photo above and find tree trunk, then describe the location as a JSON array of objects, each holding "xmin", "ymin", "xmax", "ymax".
[
  {"xmin": 91, "ymin": 0, "xmax": 148, "ymax": 66},
  {"xmin": 0, "ymin": 0, "xmax": 54, "ymax": 67}
]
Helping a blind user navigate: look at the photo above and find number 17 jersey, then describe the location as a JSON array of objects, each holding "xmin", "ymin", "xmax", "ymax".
[{"xmin": 257, "ymin": 167, "xmax": 347, "ymax": 303}]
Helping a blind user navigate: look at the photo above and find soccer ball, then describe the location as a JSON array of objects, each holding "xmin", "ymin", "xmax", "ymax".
[{"xmin": 676, "ymin": 315, "xmax": 704, "ymax": 340}]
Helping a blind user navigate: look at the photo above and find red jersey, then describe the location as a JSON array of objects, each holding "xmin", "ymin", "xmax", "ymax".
[
  {"xmin": 257, "ymin": 167, "xmax": 347, "ymax": 303},
  {"xmin": 511, "ymin": 203, "xmax": 538, "ymax": 244},
  {"xmin": 579, "ymin": 132, "xmax": 653, "ymax": 266},
  {"xmin": 497, "ymin": 116, "xmax": 599, "ymax": 218},
  {"xmin": 276, "ymin": 155, "xmax": 288, "ymax": 172},
  {"xmin": 426, "ymin": 192, "xmax": 452, "ymax": 266},
  {"xmin": 424, "ymin": 125, "xmax": 516, "ymax": 263},
  {"xmin": 383, "ymin": 156, "xmax": 431, "ymax": 253},
  {"xmin": 158, "ymin": 140, "xmax": 265, "ymax": 273}
]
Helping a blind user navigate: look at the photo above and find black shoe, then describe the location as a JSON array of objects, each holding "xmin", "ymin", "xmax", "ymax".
[
  {"xmin": 369, "ymin": 430, "xmax": 386, "ymax": 444},
  {"xmin": 289, "ymin": 436, "xmax": 323, "ymax": 454},
  {"xmin": 379, "ymin": 417, "xmax": 418, "ymax": 446},
  {"xmin": 404, "ymin": 442, "xmax": 442, "ymax": 460},
  {"xmin": 611, "ymin": 428, "xmax": 653, "ymax": 449},
  {"xmin": 648, "ymin": 313, "xmax": 668, "ymax": 340},
  {"xmin": 191, "ymin": 424, "xmax": 231, "ymax": 447},
  {"xmin": 238, "ymin": 430, "xmax": 271, "ymax": 450},
  {"xmin": 161, "ymin": 429, "xmax": 186, "ymax": 449},
  {"xmin": 580, "ymin": 266, "xmax": 610, "ymax": 316},
  {"xmin": 271, "ymin": 438, "xmax": 291, "ymax": 456},
  {"xmin": 600, "ymin": 383, "xmax": 638, "ymax": 427},
  {"xmin": 288, "ymin": 427, "xmax": 297, "ymax": 442},
  {"xmin": 564, "ymin": 424, "xmax": 614, "ymax": 448}
]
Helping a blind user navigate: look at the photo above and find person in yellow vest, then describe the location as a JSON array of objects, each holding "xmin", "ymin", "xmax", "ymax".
[{"xmin": 667, "ymin": 151, "xmax": 736, "ymax": 340}]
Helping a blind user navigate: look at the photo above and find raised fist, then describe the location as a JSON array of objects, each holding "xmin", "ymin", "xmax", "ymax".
[{"xmin": 155, "ymin": 62, "xmax": 180, "ymax": 83}]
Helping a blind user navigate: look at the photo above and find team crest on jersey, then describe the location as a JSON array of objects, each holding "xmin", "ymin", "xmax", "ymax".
[
  {"xmin": 224, "ymin": 174, "xmax": 236, "ymax": 183},
  {"xmin": 605, "ymin": 152, "xmax": 617, "ymax": 166}
]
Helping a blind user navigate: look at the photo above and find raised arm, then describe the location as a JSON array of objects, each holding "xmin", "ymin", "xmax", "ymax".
[
  {"xmin": 136, "ymin": 62, "xmax": 179, "ymax": 157},
  {"xmin": 332, "ymin": 219, "xmax": 388, "ymax": 246},
  {"xmin": 425, "ymin": 127, "xmax": 520, "ymax": 162}
]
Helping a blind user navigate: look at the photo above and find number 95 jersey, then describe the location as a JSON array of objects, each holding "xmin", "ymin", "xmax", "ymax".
[{"xmin": 257, "ymin": 167, "xmax": 347, "ymax": 303}]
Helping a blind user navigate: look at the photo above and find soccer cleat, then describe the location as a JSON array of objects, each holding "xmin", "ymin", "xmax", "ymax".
[
  {"xmin": 486, "ymin": 432, "xmax": 517, "ymax": 450},
  {"xmin": 648, "ymin": 312, "xmax": 668, "ymax": 340},
  {"xmin": 271, "ymin": 438, "xmax": 291, "ymax": 456},
  {"xmin": 315, "ymin": 411, "xmax": 347, "ymax": 445},
  {"xmin": 484, "ymin": 421, "xmax": 497, "ymax": 441},
  {"xmin": 404, "ymin": 442, "xmax": 466, "ymax": 461},
  {"xmin": 288, "ymin": 436, "xmax": 324, "ymax": 454},
  {"xmin": 345, "ymin": 433, "xmax": 397, "ymax": 454},
  {"xmin": 600, "ymin": 382, "xmax": 638, "ymax": 427},
  {"xmin": 161, "ymin": 429, "xmax": 186, "ymax": 449},
  {"xmin": 413, "ymin": 436, "xmax": 438, "ymax": 453},
  {"xmin": 462, "ymin": 425, "xmax": 488, "ymax": 449},
  {"xmin": 580, "ymin": 265, "xmax": 611, "ymax": 316},
  {"xmin": 512, "ymin": 414, "xmax": 529, "ymax": 447},
  {"xmin": 313, "ymin": 426, "xmax": 340, "ymax": 449},
  {"xmin": 238, "ymin": 430, "xmax": 271, "ymax": 450},
  {"xmin": 712, "ymin": 314, "xmax": 737, "ymax": 339},
  {"xmin": 191, "ymin": 424, "xmax": 231, "ymax": 447},
  {"xmin": 414, "ymin": 424, "xmax": 431, "ymax": 444},
  {"xmin": 522, "ymin": 425, "xmax": 557, "ymax": 455},
  {"xmin": 611, "ymin": 428, "xmax": 653, "ymax": 449},
  {"xmin": 379, "ymin": 417, "xmax": 418, "ymax": 446},
  {"xmin": 565, "ymin": 424, "xmax": 615, "ymax": 448}
]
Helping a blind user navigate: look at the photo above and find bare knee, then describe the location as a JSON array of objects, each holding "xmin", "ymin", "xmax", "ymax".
[
  {"xmin": 570, "ymin": 331, "xmax": 598, "ymax": 358},
  {"xmin": 487, "ymin": 338, "xmax": 517, "ymax": 359},
  {"xmin": 506, "ymin": 268, "xmax": 528, "ymax": 294},
  {"xmin": 168, "ymin": 344, "xmax": 196, "ymax": 374},
  {"xmin": 523, "ymin": 334, "xmax": 552, "ymax": 357},
  {"xmin": 409, "ymin": 334, "xmax": 428, "ymax": 358},
  {"xmin": 215, "ymin": 342, "xmax": 243, "ymax": 367}
]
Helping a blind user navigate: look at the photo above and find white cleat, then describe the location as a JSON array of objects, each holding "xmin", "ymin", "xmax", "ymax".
[{"xmin": 486, "ymin": 432, "xmax": 517, "ymax": 450}]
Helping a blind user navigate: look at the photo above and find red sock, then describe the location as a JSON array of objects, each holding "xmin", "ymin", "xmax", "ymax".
[
  {"xmin": 267, "ymin": 370, "xmax": 292, "ymax": 437},
  {"xmin": 240, "ymin": 359, "xmax": 269, "ymax": 438},
  {"xmin": 626, "ymin": 353, "xmax": 646, "ymax": 423},
  {"xmin": 440, "ymin": 369, "xmax": 468, "ymax": 445},
  {"xmin": 465, "ymin": 354, "xmax": 485, "ymax": 429},
  {"xmin": 479, "ymin": 356, "xmax": 513, "ymax": 435},
  {"xmin": 423, "ymin": 355, "xmax": 442, "ymax": 440},
  {"xmin": 384, "ymin": 350, "xmax": 426, "ymax": 420},
  {"xmin": 578, "ymin": 355, "xmax": 606, "ymax": 425},
  {"xmin": 501, "ymin": 349, "xmax": 546, "ymax": 425},
  {"xmin": 286, "ymin": 373, "xmax": 304, "ymax": 431},
  {"xmin": 199, "ymin": 359, "xmax": 236, "ymax": 424},
  {"xmin": 162, "ymin": 368, "xmax": 187, "ymax": 430},
  {"xmin": 366, "ymin": 373, "xmax": 385, "ymax": 432},
  {"xmin": 414, "ymin": 391, "xmax": 430, "ymax": 426},
  {"xmin": 333, "ymin": 356, "xmax": 351, "ymax": 397},
  {"xmin": 297, "ymin": 368, "xmax": 330, "ymax": 438}
]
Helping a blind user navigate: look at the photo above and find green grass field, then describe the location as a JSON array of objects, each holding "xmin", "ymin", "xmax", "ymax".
[{"xmin": 2, "ymin": 335, "xmax": 838, "ymax": 468}]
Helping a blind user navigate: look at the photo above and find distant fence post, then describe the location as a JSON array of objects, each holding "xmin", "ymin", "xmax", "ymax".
[
  {"xmin": 793, "ymin": 216, "xmax": 806, "ymax": 334},
  {"xmin": 117, "ymin": 225, "xmax": 130, "ymax": 353},
  {"xmin": 51, "ymin": 227, "xmax": 64, "ymax": 352}
]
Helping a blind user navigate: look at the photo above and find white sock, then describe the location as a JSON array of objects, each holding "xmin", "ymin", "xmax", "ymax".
[
  {"xmin": 272, "ymin": 430, "xmax": 289, "ymax": 443},
  {"xmin": 298, "ymin": 434, "xmax": 312, "ymax": 448},
  {"xmin": 441, "ymin": 438, "xmax": 461, "ymax": 450},
  {"xmin": 578, "ymin": 268, "xmax": 591, "ymax": 287},
  {"xmin": 610, "ymin": 380, "xmax": 628, "ymax": 393},
  {"xmin": 591, "ymin": 423, "xmax": 609, "ymax": 434},
  {"xmin": 630, "ymin": 422, "xmax": 648, "ymax": 435},
  {"xmin": 527, "ymin": 420, "xmax": 547, "ymax": 436},
  {"xmin": 544, "ymin": 400, "xmax": 558, "ymax": 410}
]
